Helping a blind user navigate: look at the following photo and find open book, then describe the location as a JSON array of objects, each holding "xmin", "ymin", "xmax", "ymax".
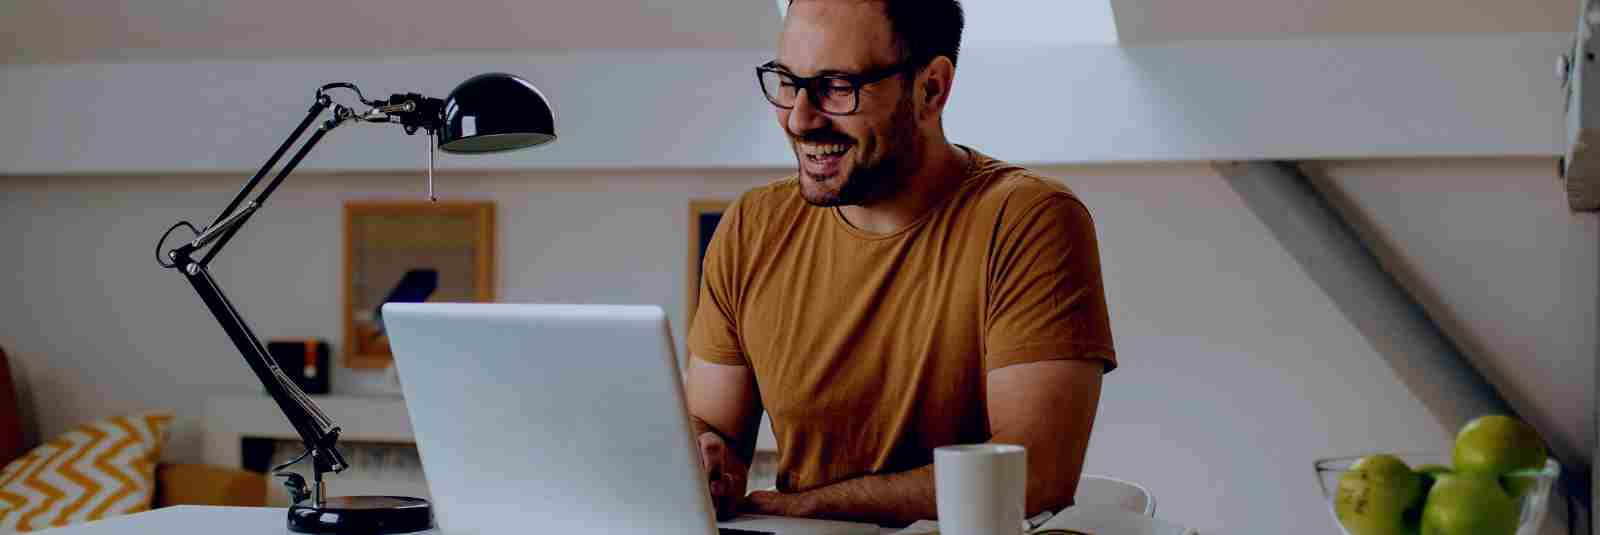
[{"xmin": 889, "ymin": 504, "xmax": 1197, "ymax": 535}]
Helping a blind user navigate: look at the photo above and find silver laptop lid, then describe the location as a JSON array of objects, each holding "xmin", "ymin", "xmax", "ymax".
[{"xmin": 383, "ymin": 303, "xmax": 716, "ymax": 535}]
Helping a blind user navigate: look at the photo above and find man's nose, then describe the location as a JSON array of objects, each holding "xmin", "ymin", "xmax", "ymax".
[{"xmin": 786, "ymin": 88, "xmax": 829, "ymax": 135}]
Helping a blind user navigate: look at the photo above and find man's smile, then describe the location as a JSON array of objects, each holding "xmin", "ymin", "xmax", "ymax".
[{"xmin": 798, "ymin": 141, "xmax": 852, "ymax": 177}]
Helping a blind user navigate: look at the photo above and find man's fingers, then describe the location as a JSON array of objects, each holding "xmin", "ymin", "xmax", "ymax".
[
  {"xmin": 713, "ymin": 473, "xmax": 742, "ymax": 521},
  {"xmin": 714, "ymin": 494, "xmax": 739, "ymax": 522},
  {"xmin": 698, "ymin": 432, "xmax": 724, "ymax": 458},
  {"xmin": 697, "ymin": 432, "xmax": 750, "ymax": 520},
  {"xmin": 697, "ymin": 432, "xmax": 725, "ymax": 477},
  {"xmin": 700, "ymin": 435, "xmax": 726, "ymax": 467}
]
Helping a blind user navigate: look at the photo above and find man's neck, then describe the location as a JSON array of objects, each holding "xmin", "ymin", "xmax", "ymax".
[{"xmin": 838, "ymin": 142, "xmax": 968, "ymax": 235}]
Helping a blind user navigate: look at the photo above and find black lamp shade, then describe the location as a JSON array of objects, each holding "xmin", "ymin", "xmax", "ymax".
[{"xmin": 438, "ymin": 73, "xmax": 556, "ymax": 154}]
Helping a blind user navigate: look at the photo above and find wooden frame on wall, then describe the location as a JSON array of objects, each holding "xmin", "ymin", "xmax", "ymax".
[
  {"xmin": 687, "ymin": 199, "xmax": 731, "ymax": 333},
  {"xmin": 343, "ymin": 201, "xmax": 495, "ymax": 369}
]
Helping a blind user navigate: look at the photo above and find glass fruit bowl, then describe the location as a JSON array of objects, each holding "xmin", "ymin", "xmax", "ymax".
[{"xmin": 1314, "ymin": 454, "xmax": 1560, "ymax": 535}]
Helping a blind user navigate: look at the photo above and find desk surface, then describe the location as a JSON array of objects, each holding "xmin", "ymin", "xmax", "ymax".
[
  {"xmin": 34, "ymin": 505, "xmax": 1188, "ymax": 535},
  {"xmin": 36, "ymin": 507, "xmax": 441, "ymax": 535},
  {"xmin": 33, "ymin": 506, "xmax": 902, "ymax": 535}
]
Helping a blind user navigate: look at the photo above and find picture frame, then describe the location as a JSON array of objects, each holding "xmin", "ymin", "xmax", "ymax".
[
  {"xmin": 343, "ymin": 200, "xmax": 495, "ymax": 369},
  {"xmin": 687, "ymin": 199, "xmax": 731, "ymax": 332}
]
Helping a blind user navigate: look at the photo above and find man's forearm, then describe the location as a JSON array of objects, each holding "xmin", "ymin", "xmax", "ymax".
[
  {"xmin": 784, "ymin": 465, "xmax": 937, "ymax": 527},
  {"xmin": 771, "ymin": 432, "xmax": 1080, "ymax": 527}
]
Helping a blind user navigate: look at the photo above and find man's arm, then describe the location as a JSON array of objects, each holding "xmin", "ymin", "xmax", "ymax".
[
  {"xmin": 685, "ymin": 355, "xmax": 765, "ymax": 518},
  {"xmin": 686, "ymin": 355, "xmax": 763, "ymax": 456},
  {"xmin": 989, "ymin": 358, "xmax": 1103, "ymax": 513},
  {"xmin": 744, "ymin": 358, "xmax": 1103, "ymax": 526}
]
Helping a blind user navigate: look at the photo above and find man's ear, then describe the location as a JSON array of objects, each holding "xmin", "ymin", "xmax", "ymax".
[{"xmin": 919, "ymin": 56, "xmax": 956, "ymax": 118}]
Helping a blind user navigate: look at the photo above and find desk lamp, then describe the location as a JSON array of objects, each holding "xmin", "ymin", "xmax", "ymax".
[{"xmin": 155, "ymin": 73, "xmax": 555, "ymax": 534}]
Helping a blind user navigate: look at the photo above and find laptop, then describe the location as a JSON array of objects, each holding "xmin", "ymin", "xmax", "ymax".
[{"xmin": 382, "ymin": 303, "xmax": 882, "ymax": 535}]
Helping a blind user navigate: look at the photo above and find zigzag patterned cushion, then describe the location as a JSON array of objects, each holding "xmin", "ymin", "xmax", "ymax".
[{"xmin": 0, "ymin": 412, "xmax": 172, "ymax": 532}]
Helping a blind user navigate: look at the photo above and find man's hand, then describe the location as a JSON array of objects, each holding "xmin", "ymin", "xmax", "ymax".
[
  {"xmin": 685, "ymin": 355, "xmax": 763, "ymax": 520},
  {"xmin": 697, "ymin": 429, "xmax": 751, "ymax": 520}
]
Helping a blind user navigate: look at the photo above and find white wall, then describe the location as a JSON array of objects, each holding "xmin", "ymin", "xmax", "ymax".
[
  {"xmin": 0, "ymin": 163, "xmax": 1455, "ymax": 534},
  {"xmin": 1306, "ymin": 158, "xmax": 1599, "ymax": 477},
  {"xmin": 1053, "ymin": 163, "xmax": 1453, "ymax": 534},
  {"xmin": 0, "ymin": 32, "xmax": 1568, "ymax": 175},
  {"xmin": 0, "ymin": 169, "xmax": 772, "ymax": 462}
]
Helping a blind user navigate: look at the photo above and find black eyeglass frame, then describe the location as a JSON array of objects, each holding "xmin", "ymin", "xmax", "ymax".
[{"xmin": 755, "ymin": 60, "xmax": 917, "ymax": 116}]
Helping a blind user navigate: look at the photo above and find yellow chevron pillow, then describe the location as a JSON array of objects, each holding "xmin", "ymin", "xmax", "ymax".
[{"xmin": 0, "ymin": 412, "xmax": 172, "ymax": 532}]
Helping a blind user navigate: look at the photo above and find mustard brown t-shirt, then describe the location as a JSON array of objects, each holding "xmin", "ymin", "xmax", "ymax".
[{"xmin": 688, "ymin": 147, "xmax": 1115, "ymax": 493}]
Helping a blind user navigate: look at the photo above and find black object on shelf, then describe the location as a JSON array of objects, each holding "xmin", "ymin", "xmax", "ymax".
[
  {"xmin": 267, "ymin": 339, "xmax": 331, "ymax": 395},
  {"xmin": 241, "ymin": 437, "xmax": 278, "ymax": 474},
  {"xmin": 154, "ymin": 74, "xmax": 555, "ymax": 535}
]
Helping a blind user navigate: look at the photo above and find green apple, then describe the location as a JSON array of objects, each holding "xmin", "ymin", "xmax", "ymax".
[
  {"xmin": 1337, "ymin": 455, "xmax": 1426, "ymax": 535},
  {"xmin": 1420, "ymin": 475, "xmax": 1518, "ymax": 535},
  {"xmin": 1414, "ymin": 464, "xmax": 1451, "ymax": 491},
  {"xmin": 1411, "ymin": 464, "xmax": 1451, "ymax": 510},
  {"xmin": 1452, "ymin": 415, "xmax": 1546, "ymax": 497}
]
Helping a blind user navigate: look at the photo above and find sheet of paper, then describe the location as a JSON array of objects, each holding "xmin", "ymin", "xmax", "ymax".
[
  {"xmin": 887, "ymin": 520, "xmax": 940, "ymax": 534},
  {"xmin": 885, "ymin": 510, "xmax": 1052, "ymax": 535},
  {"xmin": 1034, "ymin": 504, "xmax": 1196, "ymax": 535}
]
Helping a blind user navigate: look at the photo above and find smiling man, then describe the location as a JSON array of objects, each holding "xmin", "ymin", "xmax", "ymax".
[{"xmin": 684, "ymin": 0, "xmax": 1116, "ymax": 527}]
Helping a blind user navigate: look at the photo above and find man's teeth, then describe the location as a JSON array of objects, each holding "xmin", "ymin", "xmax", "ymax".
[{"xmin": 801, "ymin": 143, "xmax": 850, "ymax": 157}]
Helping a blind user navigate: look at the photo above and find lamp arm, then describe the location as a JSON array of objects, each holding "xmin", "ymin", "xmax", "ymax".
[
  {"xmin": 175, "ymin": 259, "xmax": 348, "ymax": 478},
  {"xmin": 198, "ymin": 118, "xmax": 336, "ymax": 266},
  {"xmin": 161, "ymin": 87, "xmax": 376, "ymax": 507},
  {"xmin": 203, "ymin": 95, "xmax": 331, "ymax": 236}
]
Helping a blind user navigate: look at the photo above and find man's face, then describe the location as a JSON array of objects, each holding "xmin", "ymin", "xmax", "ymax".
[{"xmin": 776, "ymin": 0, "xmax": 922, "ymax": 207}]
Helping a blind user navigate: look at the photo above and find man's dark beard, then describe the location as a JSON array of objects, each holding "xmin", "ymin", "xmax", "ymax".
[{"xmin": 798, "ymin": 87, "xmax": 919, "ymax": 207}]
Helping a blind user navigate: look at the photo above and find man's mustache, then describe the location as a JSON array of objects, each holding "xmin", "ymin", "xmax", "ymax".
[{"xmin": 791, "ymin": 131, "xmax": 854, "ymax": 145}]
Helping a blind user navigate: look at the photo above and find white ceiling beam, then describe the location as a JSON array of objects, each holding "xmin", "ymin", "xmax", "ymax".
[
  {"xmin": 1111, "ymin": 0, "xmax": 1574, "ymax": 43},
  {"xmin": 0, "ymin": 34, "xmax": 1565, "ymax": 175}
]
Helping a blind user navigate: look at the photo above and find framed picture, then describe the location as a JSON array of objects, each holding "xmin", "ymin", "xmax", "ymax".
[
  {"xmin": 344, "ymin": 201, "xmax": 495, "ymax": 369},
  {"xmin": 687, "ymin": 199, "xmax": 731, "ymax": 332}
]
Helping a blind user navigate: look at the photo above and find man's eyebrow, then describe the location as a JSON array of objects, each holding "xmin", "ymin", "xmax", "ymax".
[{"xmin": 770, "ymin": 62, "xmax": 856, "ymax": 77}]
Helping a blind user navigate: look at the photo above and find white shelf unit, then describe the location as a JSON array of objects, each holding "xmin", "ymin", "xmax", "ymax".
[{"xmin": 201, "ymin": 394, "xmax": 417, "ymax": 468}]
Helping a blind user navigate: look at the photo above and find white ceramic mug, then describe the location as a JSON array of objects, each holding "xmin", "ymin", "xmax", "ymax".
[{"xmin": 934, "ymin": 443, "xmax": 1027, "ymax": 535}]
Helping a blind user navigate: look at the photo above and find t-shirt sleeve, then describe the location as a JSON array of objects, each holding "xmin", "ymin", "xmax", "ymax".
[
  {"xmin": 984, "ymin": 193, "xmax": 1117, "ymax": 373},
  {"xmin": 687, "ymin": 195, "xmax": 750, "ymax": 366}
]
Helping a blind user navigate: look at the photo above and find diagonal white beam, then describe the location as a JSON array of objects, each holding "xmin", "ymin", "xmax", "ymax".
[{"xmin": 1216, "ymin": 161, "xmax": 1590, "ymax": 529}]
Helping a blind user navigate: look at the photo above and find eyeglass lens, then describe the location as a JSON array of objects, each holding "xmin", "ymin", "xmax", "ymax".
[{"xmin": 760, "ymin": 71, "xmax": 858, "ymax": 115}]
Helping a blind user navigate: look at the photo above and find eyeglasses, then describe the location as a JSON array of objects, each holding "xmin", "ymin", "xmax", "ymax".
[{"xmin": 756, "ymin": 60, "xmax": 914, "ymax": 116}]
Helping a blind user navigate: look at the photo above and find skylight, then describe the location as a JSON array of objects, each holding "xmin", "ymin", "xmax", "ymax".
[{"xmin": 961, "ymin": 0, "xmax": 1120, "ymax": 46}]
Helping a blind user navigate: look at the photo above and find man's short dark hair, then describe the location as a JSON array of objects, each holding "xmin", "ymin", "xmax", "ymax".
[{"xmin": 790, "ymin": 0, "xmax": 965, "ymax": 68}]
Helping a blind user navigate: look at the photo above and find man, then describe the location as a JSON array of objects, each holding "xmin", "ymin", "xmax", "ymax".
[{"xmin": 686, "ymin": 0, "xmax": 1115, "ymax": 527}]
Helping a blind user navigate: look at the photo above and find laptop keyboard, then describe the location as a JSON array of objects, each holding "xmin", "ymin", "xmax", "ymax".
[{"xmin": 719, "ymin": 529, "xmax": 777, "ymax": 535}]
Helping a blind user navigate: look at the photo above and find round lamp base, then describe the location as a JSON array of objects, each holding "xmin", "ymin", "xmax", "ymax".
[{"xmin": 287, "ymin": 495, "xmax": 433, "ymax": 534}]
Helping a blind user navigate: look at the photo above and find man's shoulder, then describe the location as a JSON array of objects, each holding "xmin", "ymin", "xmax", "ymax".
[
  {"xmin": 964, "ymin": 151, "xmax": 1088, "ymax": 221},
  {"xmin": 717, "ymin": 175, "xmax": 809, "ymax": 241},
  {"xmin": 735, "ymin": 175, "xmax": 804, "ymax": 214},
  {"xmin": 732, "ymin": 175, "xmax": 816, "ymax": 225}
]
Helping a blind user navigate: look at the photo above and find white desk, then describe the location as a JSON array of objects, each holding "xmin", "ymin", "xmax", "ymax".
[
  {"xmin": 35, "ymin": 505, "xmax": 1192, "ymax": 534},
  {"xmin": 37, "ymin": 506, "xmax": 917, "ymax": 535},
  {"xmin": 33, "ymin": 506, "xmax": 890, "ymax": 535},
  {"xmin": 35, "ymin": 507, "xmax": 437, "ymax": 535}
]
